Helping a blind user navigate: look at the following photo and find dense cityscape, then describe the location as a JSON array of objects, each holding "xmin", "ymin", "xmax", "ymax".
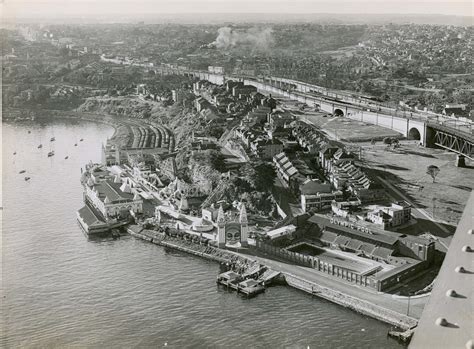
[{"xmin": 2, "ymin": 8, "xmax": 473, "ymax": 349}]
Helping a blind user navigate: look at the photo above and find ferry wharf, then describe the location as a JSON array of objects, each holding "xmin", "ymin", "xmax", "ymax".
[
  {"xmin": 216, "ymin": 267, "xmax": 282, "ymax": 298},
  {"xmin": 126, "ymin": 225, "xmax": 418, "ymax": 331}
]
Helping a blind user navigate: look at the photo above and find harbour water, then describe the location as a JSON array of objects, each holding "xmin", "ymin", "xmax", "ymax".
[{"xmin": 2, "ymin": 119, "xmax": 405, "ymax": 348}]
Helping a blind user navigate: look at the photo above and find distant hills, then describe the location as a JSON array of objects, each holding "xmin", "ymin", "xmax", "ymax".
[{"xmin": 3, "ymin": 13, "xmax": 472, "ymax": 27}]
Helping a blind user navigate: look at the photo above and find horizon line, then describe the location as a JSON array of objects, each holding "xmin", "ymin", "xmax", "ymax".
[{"xmin": 3, "ymin": 13, "xmax": 473, "ymax": 19}]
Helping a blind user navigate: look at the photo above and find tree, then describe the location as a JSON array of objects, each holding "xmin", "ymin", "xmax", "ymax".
[
  {"xmin": 209, "ymin": 126, "xmax": 224, "ymax": 139},
  {"xmin": 240, "ymin": 163, "xmax": 257, "ymax": 188},
  {"xmin": 426, "ymin": 165, "xmax": 440, "ymax": 183},
  {"xmin": 209, "ymin": 151, "xmax": 227, "ymax": 173},
  {"xmin": 231, "ymin": 177, "xmax": 252, "ymax": 194},
  {"xmin": 254, "ymin": 163, "xmax": 276, "ymax": 192},
  {"xmin": 391, "ymin": 138, "xmax": 400, "ymax": 149}
]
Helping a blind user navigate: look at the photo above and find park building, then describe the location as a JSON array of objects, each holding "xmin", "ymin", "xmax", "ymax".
[
  {"xmin": 255, "ymin": 211, "xmax": 436, "ymax": 292},
  {"xmin": 77, "ymin": 165, "xmax": 144, "ymax": 234},
  {"xmin": 216, "ymin": 203, "xmax": 249, "ymax": 248},
  {"xmin": 84, "ymin": 175, "xmax": 143, "ymax": 220},
  {"xmin": 304, "ymin": 213, "xmax": 436, "ymax": 291}
]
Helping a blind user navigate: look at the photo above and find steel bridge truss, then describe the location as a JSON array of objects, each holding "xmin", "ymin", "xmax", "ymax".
[{"xmin": 434, "ymin": 130, "xmax": 473, "ymax": 159}]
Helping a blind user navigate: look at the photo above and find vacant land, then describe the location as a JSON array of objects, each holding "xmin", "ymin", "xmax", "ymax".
[
  {"xmin": 298, "ymin": 112, "xmax": 402, "ymax": 142},
  {"xmin": 360, "ymin": 143, "xmax": 474, "ymax": 224}
]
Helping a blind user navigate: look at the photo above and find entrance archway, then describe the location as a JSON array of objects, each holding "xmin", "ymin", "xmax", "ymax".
[
  {"xmin": 408, "ymin": 127, "xmax": 421, "ymax": 140},
  {"xmin": 334, "ymin": 108, "xmax": 344, "ymax": 117}
]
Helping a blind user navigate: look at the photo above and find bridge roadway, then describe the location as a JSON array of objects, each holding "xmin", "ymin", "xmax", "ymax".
[{"xmin": 155, "ymin": 66, "xmax": 473, "ymax": 158}]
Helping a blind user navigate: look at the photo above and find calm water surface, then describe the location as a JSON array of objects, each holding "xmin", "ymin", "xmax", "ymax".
[{"xmin": 2, "ymin": 120, "xmax": 405, "ymax": 349}]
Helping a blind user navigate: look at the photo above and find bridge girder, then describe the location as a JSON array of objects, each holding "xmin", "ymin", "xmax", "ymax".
[{"xmin": 434, "ymin": 130, "xmax": 473, "ymax": 159}]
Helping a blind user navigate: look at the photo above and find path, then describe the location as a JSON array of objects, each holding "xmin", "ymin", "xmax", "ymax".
[{"xmin": 235, "ymin": 249, "xmax": 427, "ymax": 320}]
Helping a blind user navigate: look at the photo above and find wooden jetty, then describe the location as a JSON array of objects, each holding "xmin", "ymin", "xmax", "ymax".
[
  {"xmin": 217, "ymin": 268, "xmax": 281, "ymax": 298},
  {"xmin": 217, "ymin": 271, "xmax": 265, "ymax": 297}
]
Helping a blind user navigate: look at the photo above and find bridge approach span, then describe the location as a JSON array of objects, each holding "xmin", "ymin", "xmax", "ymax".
[{"xmin": 156, "ymin": 67, "xmax": 473, "ymax": 158}]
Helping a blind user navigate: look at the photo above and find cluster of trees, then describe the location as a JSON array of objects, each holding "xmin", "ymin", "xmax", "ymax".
[
  {"xmin": 222, "ymin": 163, "xmax": 277, "ymax": 216},
  {"xmin": 382, "ymin": 137, "xmax": 400, "ymax": 149}
]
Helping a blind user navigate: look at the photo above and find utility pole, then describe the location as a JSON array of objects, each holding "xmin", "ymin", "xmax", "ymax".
[{"xmin": 407, "ymin": 294, "xmax": 411, "ymax": 316}]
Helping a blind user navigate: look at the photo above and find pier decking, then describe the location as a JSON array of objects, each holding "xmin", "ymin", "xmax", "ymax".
[
  {"xmin": 216, "ymin": 271, "xmax": 265, "ymax": 297},
  {"xmin": 216, "ymin": 267, "xmax": 281, "ymax": 298}
]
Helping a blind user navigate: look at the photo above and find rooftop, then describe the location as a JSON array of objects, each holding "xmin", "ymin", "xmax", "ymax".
[
  {"xmin": 309, "ymin": 214, "xmax": 399, "ymax": 246},
  {"xmin": 92, "ymin": 180, "xmax": 135, "ymax": 203},
  {"xmin": 78, "ymin": 205, "xmax": 106, "ymax": 227}
]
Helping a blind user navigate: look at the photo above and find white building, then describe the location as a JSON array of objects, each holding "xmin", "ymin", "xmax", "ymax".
[
  {"xmin": 85, "ymin": 176, "xmax": 143, "ymax": 220},
  {"xmin": 367, "ymin": 201, "xmax": 412, "ymax": 229}
]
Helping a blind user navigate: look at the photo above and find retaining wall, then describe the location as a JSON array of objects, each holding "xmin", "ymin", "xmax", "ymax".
[
  {"xmin": 284, "ymin": 273, "xmax": 418, "ymax": 330},
  {"xmin": 128, "ymin": 227, "xmax": 418, "ymax": 330}
]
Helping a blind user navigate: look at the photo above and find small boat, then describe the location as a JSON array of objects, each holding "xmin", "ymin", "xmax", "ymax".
[
  {"xmin": 38, "ymin": 144, "xmax": 43, "ymax": 149},
  {"xmin": 24, "ymin": 177, "xmax": 31, "ymax": 181},
  {"xmin": 65, "ymin": 156, "xmax": 69, "ymax": 159},
  {"xmin": 50, "ymin": 137, "xmax": 55, "ymax": 142},
  {"xmin": 80, "ymin": 138, "xmax": 84, "ymax": 142},
  {"xmin": 13, "ymin": 152, "xmax": 17, "ymax": 155},
  {"xmin": 74, "ymin": 143, "xmax": 78, "ymax": 146},
  {"xmin": 47, "ymin": 151, "xmax": 55, "ymax": 157},
  {"xmin": 19, "ymin": 170, "xmax": 26, "ymax": 174}
]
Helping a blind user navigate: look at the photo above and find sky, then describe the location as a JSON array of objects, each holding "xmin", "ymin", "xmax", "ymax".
[{"xmin": 2, "ymin": 0, "xmax": 473, "ymax": 20}]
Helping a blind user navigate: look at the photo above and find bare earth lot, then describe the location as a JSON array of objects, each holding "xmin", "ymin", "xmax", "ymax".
[
  {"xmin": 298, "ymin": 112, "xmax": 402, "ymax": 142},
  {"xmin": 360, "ymin": 143, "xmax": 474, "ymax": 225}
]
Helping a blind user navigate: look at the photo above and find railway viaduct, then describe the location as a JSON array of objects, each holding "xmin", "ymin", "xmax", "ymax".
[{"xmin": 156, "ymin": 67, "xmax": 473, "ymax": 159}]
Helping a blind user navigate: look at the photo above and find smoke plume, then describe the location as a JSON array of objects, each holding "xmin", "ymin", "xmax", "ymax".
[{"xmin": 212, "ymin": 26, "xmax": 274, "ymax": 50}]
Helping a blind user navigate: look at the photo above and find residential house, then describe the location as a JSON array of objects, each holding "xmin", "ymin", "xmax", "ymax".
[{"xmin": 300, "ymin": 179, "xmax": 343, "ymax": 212}]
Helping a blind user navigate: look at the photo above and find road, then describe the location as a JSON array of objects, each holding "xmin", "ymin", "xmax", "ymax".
[{"xmin": 236, "ymin": 248, "xmax": 428, "ymax": 320}]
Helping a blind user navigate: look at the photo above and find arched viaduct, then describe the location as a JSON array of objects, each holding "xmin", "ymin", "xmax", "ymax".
[
  {"xmin": 155, "ymin": 67, "xmax": 473, "ymax": 158},
  {"xmin": 238, "ymin": 78, "xmax": 428, "ymax": 144}
]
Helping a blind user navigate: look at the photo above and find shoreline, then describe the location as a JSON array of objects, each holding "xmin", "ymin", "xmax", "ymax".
[
  {"xmin": 6, "ymin": 107, "xmax": 417, "ymax": 332},
  {"xmin": 127, "ymin": 225, "xmax": 418, "ymax": 331},
  {"xmin": 3, "ymin": 107, "xmax": 121, "ymax": 132},
  {"xmin": 4, "ymin": 107, "xmax": 176, "ymax": 151}
]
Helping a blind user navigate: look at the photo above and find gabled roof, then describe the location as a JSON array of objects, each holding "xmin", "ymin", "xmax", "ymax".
[
  {"xmin": 78, "ymin": 205, "xmax": 106, "ymax": 227},
  {"xmin": 273, "ymin": 152, "xmax": 287, "ymax": 162},
  {"xmin": 92, "ymin": 180, "xmax": 136, "ymax": 203}
]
